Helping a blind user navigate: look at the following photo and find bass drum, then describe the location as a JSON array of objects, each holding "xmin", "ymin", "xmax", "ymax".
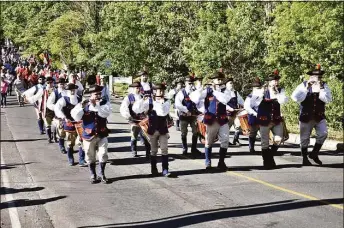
[
  {"xmin": 236, "ymin": 110, "xmax": 250, "ymax": 136},
  {"xmin": 197, "ymin": 120, "xmax": 218, "ymax": 144}
]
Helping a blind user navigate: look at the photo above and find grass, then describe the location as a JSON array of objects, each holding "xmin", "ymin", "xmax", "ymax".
[
  {"xmin": 287, "ymin": 124, "xmax": 343, "ymax": 141},
  {"xmin": 113, "ymin": 83, "xmax": 128, "ymax": 97}
]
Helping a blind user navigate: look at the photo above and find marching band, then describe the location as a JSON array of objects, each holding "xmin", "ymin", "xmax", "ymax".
[{"xmin": 8, "ymin": 64, "xmax": 333, "ymax": 183}]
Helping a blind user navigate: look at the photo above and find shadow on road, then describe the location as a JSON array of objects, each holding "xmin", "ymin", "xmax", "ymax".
[
  {"xmin": 77, "ymin": 198, "xmax": 344, "ymax": 228},
  {"xmin": 0, "ymin": 138, "xmax": 46, "ymax": 143},
  {"xmin": 0, "ymin": 162, "xmax": 35, "ymax": 170},
  {"xmin": 0, "ymin": 196, "xmax": 67, "ymax": 210},
  {"xmin": 0, "ymin": 186, "xmax": 44, "ymax": 195}
]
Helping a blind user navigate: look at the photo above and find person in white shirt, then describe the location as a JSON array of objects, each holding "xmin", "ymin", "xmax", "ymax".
[
  {"xmin": 132, "ymin": 83, "xmax": 172, "ymax": 177},
  {"xmin": 250, "ymin": 70, "xmax": 288, "ymax": 169},
  {"xmin": 175, "ymin": 76, "xmax": 202, "ymax": 156},
  {"xmin": 22, "ymin": 75, "xmax": 46, "ymax": 134},
  {"xmin": 224, "ymin": 77, "xmax": 245, "ymax": 146},
  {"xmin": 244, "ymin": 78, "xmax": 262, "ymax": 153},
  {"xmin": 71, "ymin": 85, "xmax": 112, "ymax": 184},
  {"xmin": 120, "ymin": 81, "xmax": 150, "ymax": 158},
  {"xmin": 291, "ymin": 64, "xmax": 332, "ymax": 166},
  {"xmin": 68, "ymin": 73, "xmax": 84, "ymax": 96},
  {"xmin": 189, "ymin": 71, "xmax": 231, "ymax": 170},
  {"xmin": 168, "ymin": 80, "xmax": 184, "ymax": 131},
  {"xmin": 13, "ymin": 74, "xmax": 26, "ymax": 106},
  {"xmin": 54, "ymin": 83, "xmax": 83, "ymax": 166}
]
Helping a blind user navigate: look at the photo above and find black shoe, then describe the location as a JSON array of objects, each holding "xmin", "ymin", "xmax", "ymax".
[
  {"xmin": 99, "ymin": 175, "xmax": 110, "ymax": 184},
  {"xmin": 90, "ymin": 175, "xmax": 98, "ymax": 184},
  {"xmin": 60, "ymin": 148, "xmax": 67, "ymax": 154},
  {"xmin": 302, "ymin": 158, "xmax": 312, "ymax": 166},
  {"xmin": 217, "ymin": 162, "xmax": 228, "ymax": 171},
  {"xmin": 249, "ymin": 148, "xmax": 256, "ymax": 153},
  {"xmin": 48, "ymin": 138, "xmax": 53, "ymax": 143},
  {"xmin": 191, "ymin": 149, "xmax": 202, "ymax": 155},
  {"xmin": 151, "ymin": 168, "xmax": 159, "ymax": 176},
  {"xmin": 309, "ymin": 153, "xmax": 323, "ymax": 165}
]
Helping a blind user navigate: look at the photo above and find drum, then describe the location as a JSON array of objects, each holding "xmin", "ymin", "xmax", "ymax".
[
  {"xmin": 138, "ymin": 118, "xmax": 150, "ymax": 143},
  {"xmin": 167, "ymin": 114, "xmax": 174, "ymax": 128},
  {"xmin": 237, "ymin": 110, "xmax": 250, "ymax": 136},
  {"xmin": 74, "ymin": 121, "xmax": 84, "ymax": 140},
  {"xmin": 197, "ymin": 120, "xmax": 218, "ymax": 144},
  {"xmin": 269, "ymin": 118, "xmax": 289, "ymax": 145}
]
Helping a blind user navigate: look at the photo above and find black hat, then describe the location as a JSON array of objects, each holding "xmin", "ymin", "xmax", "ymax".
[
  {"xmin": 185, "ymin": 76, "xmax": 194, "ymax": 82},
  {"xmin": 38, "ymin": 75, "xmax": 45, "ymax": 80},
  {"xmin": 251, "ymin": 77, "xmax": 262, "ymax": 88},
  {"xmin": 45, "ymin": 76, "xmax": 54, "ymax": 82},
  {"xmin": 57, "ymin": 78, "xmax": 66, "ymax": 84},
  {"xmin": 138, "ymin": 71, "xmax": 148, "ymax": 76},
  {"xmin": 129, "ymin": 81, "xmax": 141, "ymax": 87},
  {"xmin": 307, "ymin": 64, "xmax": 325, "ymax": 76},
  {"xmin": 65, "ymin": 83, "xmax": 79, "ymax": 90},
  {"xmin": 152, "ymin": 83, "xmax": 167, "ymax": 90},
  {"xmin": 192, "ymin": 73, "xmax": 203, "ymax": 82},
  {"xmin": 267, "ymin": 69, "xmax": 281, "ymax": 81},
  {"xmin": 209, "ymin": 70, "xmax": 226, "ymax": 80},
  {"xmin": 225, "ymin": 75, "xmax": 234, "ymax": 82},
  {"xmin": 84, "ymin": 84, "xmax": 103, "ymax": 94}
]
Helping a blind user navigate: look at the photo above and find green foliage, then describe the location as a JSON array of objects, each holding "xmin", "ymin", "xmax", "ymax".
[{"xmin": 1, "ymin": 1, "xmax": 343, "ymax": 135}]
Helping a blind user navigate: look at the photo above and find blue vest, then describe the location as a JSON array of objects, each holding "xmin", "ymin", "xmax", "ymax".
[
  {"xmin": 81, "ymin": 101, "xmax": 109, "ymax": 140},
  {"xmin": 257, "ymin": 89, "xmax": 282, "ymax": 126},
  {"xmin": 128, "ymin": 94, "xmax": 145, "ymax": 123},
  {"xmin": 204, "ymin": 88, "xmax": 228, "ymax": 126},
  {"xmin": 180, "ymin": 89, "xmax": 198, "ymax": 120},
  {"xmin": 147, "ymin": 98, "xmax": 169, "ymax": 135},
  {"xmin": 247, "ymin": 94, "xmax": 258, "ymax": 126},
  {"xmin": 227, "ymin": 91, "xmax": 238, "ymax": 117},
  {"xmin": 62, "ymin": 96, "xmax": 82, "ymax": 132},
  {"xmin": 299, "ymin": 81, "xmax": 326, "ymax": 123}
]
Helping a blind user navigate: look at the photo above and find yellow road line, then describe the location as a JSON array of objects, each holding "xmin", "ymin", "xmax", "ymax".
[{"xmin": 176, "ymin": 154, "xmax": 343, "ymax": 211}]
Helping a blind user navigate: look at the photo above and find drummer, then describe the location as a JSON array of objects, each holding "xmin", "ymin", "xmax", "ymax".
[
  {"xmin": 132, "ymin": 83, "xmax": 172, "ymax": 177},
  {"xmin": 250, "ymin": 70, "xmax": 289, "ymax": 169},
  {"xmin": 190, "ymin": 70, "xmax": 231, "ymax": 170},
  {"xmin": 167, "ymin": 80, "xmax": 184, "ymax": 131},
  {"xmin": 244, "ymin": 78, "xmax": 262, "ymax": 153},
  {"xmin": 120, "ymin": 81, "xmax": 151, "ymax": 158},
  {"xmin": 174, "ymin": 74, "xmax": 202, "ymax": 156},
  {"xmin": 54, "ymin": 83, "xmax": 86, "ymax": 166},
  {"xmin": 224, "ymin": 76, "xmax": 245, "ymax": 146}
]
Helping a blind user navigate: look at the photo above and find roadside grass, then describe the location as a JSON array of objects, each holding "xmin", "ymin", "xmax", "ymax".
[{"xmin": 287, "ymin": 124, "xmax": 343, "ymax": 141}]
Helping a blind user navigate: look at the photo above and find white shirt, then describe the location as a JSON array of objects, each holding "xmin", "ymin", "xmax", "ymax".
[
  {"xmin": 291, "ymin": 82, "xmax": 332, "ymax": 104},
  {"xmin": 132, "ymin": 98, "xmax": 170, "ymax": 117},
  {"xmin": 120, "ymin": 93, "xmax": 142, "ymax": 119}
]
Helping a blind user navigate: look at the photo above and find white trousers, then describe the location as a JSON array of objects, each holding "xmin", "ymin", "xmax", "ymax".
[
  {"xmin": 148, "ymin": 131, "xmax": 169, "ymax": 156},
  {"xmin": 205, "ymin": 122, "xmax": 229, "ymax": 149},
  {"xmin": 83, "ymin": 136, "xmax": 108, "ymax": 164},
  {"xmin": 260, "ymin": 122, "xmax": 283, "ymax": 150},
  {"xmin": 300, "ymin": 119, "xmax": 328, "ymax": 148}
]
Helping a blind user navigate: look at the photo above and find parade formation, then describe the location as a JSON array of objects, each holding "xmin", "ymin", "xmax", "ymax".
[{"xmin": 1, "ymin": 44, "xmax": 334, "ymax": 186}]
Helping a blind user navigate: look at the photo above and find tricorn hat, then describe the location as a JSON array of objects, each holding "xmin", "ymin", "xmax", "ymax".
[
  {"xmin": 307, "ymin": 64, "xmax": 325, "ymax": 76},
  {"xmin": 251, "ymin": 77, "xmax": 262, "ymax": 88},
  {"xmin": 84, "ymin": 84, "xmax": 103, "ymax": 94},
  {"xmin": 267, "ymin": 69, "xmax": 281, "ymax": 81},
  {"xmin": 129, "ymin": 81, "xmax": 142, "ymax": 87},
  {"xmin": 65, "ymin": 83, "xmax": 79, "ymax": 91},
  {"xmin": 209, "ymin": 68, "xmax": 226, "ymax": 80},
  {"xmin": 152, "ymin": 83, "xmax": 167, "ymax": 90},
  {"xmin": 57, "ymin": 78, "xmax": 66, "ymax": 84}
]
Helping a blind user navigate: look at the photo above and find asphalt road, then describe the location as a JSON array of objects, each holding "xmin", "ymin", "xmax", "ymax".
[{"xmin": 1, "ymin": 95, "xmax": 343, "ymax": 228}]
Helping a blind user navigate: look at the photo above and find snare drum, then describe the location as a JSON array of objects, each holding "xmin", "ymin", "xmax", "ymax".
[
  {"xmin": 236, "ymin": 110, "xmax": 250, "ymax": 136},
  {"xmin": 197, "ymin": 120, "xmax": 219, "ymax": 144}
]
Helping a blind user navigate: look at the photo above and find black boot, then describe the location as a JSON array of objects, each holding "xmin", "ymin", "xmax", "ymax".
[
  {"xmin": 99, "ymin": 162, "xmax": 109, "ymax": 184},
  {"xmin": 262, "ymin": 149, "xmax": 276, "ymax": 169},
  {"xmin": 37, "ymin": 119, "xmax": 44, "ymax": 134},
  {"xmin": 89, "ymin": 163, "xmax": 98, "ymax": 184},
  {"xmin": 217, "ymin": 147, "xmax": 228, "ymax": 171},
  {"xmin": 145, "ymin": 142, "xmax": 151, "ymax": 160},
  {"xmin": 270, "ymin": 145, "xmax": 279, "ymax": 154},
  {"xmin": 131, "ymin": 140, "xmax": 138, "ymax": 157},
  {"xmin": 301, "ymin": 147, "xmax": 312, "ymax": 166},
  {"xmin": 181, "ymin": 136, "xmax": 188, "ymax": 155},
  {"xmin": 150, "ymin": 156, "xmax": 159, "ymax": 176},
  {"xmin": 309, "ymin": 143, "xmax": 323, "ymax": 165},
  {"xmin": 232, "ymin": 131, "xmax": 241, "ymax": 146},
  {"xmin": 46, "ymin": 127, "xmax": 53, "ymax": 143},
  {"xmin": 191, "ymin": 135, "xmax": 202, "ymax": 156},
  {"xmin": 162, "ymin": 155, "xmax": 171, "ymax": 177},
  {"xmin": 176, "ymin": 120, "xmax": 180, "ymax": 131},
  {"xmin": 248, "ymin": 137, "xmax": 256, "ymax": 153}
]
